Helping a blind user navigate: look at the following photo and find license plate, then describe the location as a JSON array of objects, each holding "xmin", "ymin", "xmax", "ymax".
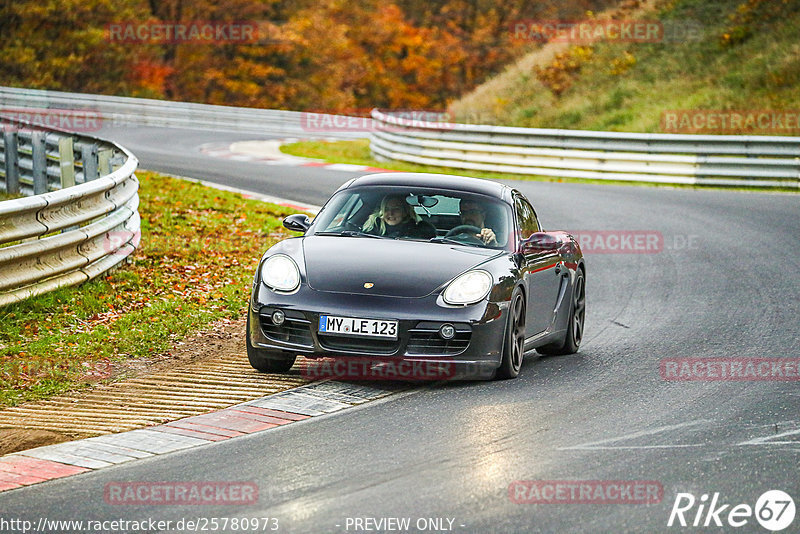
[{"xmin": 318, "ymin": 315, "xmax": 398, "ymax": 339}]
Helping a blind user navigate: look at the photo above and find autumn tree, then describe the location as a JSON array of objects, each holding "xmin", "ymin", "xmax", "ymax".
[
  {"xmin": 0, "ymin": 0, "xmax": 159, "ymax": 95},
  {"xmin": 0, "ymin": 0, "xmax": 625, "ymax": 112}
]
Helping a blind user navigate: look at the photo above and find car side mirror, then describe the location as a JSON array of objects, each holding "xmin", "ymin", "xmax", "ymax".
[
  {"xmin": 521, "ymin": 232, "xmax": 560, "ymax": 254},
  {"xmin": 283, "ymin": 214, "xmax": 311, "ymax": 233}
]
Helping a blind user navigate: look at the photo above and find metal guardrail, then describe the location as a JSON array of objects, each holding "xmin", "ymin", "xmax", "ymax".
[
  {"xmin": 3, "ymin": 87, "xmax": 796, "ymax": 187},
  {"xmin": 370, "ymin": 110, "xmax": 800, "ymax": 188},
  {"xmin": 0, "ymin": 117, "xmax": 139, "ymax": 306},
  {"xmin": 0, "ymin": 86, "xmax": 364, "ymax": 139}
]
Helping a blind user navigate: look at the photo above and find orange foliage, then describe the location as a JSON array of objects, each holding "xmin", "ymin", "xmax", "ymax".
[
  {"xmin": 128, "ymin": 60, "xmax": 173, "ymax": 96},
  {"xmin": 534, "ymin": 46, "xmax": 594, "ymax": 97}
]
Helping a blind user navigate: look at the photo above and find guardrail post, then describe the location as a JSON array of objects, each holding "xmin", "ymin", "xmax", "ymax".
[
  {"xmin": 110, "ymin": 149, "xmax": 126, "ymax": 171},
  {"xmin": 58, "ymin": 136, "xmax": 76, "ymax": 189},
  {"xmin": 80, "ymin": 142, "xmax": 99, "ymax": 182},
  {"xmin": 31, "ymin": 130, "xmax": 47, "ymax": 194},
  {"xmin": 98, "ymin": 148, "xmax": 112, "ymax": 176},
  {"xmin": 3, "ymin": 130, "xmax": 20, "ymax": 194}
]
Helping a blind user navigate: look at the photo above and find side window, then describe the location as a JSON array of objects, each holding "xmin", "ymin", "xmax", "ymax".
[{"xmin": 514, "ymin": 195, "xmax": 540, "ymax": 241}]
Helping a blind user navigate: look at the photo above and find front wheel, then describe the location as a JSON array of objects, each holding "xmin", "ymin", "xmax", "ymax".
[
  {"xmin": 496, "ymin": 288, "xmax": 526, "ymax": 379},
  {"xmin": 246, "ymin": 315, "xmax": 297, "ymax": 373},
  {"xmin": 537, "ymin": 268, "xmax": 585, "ymax": 355}
]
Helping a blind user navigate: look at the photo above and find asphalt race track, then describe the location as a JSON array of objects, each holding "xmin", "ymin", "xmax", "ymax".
[
  {"xmin": 94, "ymin": 125, "xmax": 365, "ymax": 206},
  {"xmin": 2, "ymin": 125, "xmax": 798, "ymax": 533}
]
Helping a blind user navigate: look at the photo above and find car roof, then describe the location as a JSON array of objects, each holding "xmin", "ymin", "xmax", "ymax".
[{"xmin": 342, "ymin": 172, "xmax": 512, "ymax": 200}]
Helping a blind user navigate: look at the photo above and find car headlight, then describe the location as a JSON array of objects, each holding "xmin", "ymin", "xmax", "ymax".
[
  {"xmin": 261, "ymin": 254, "xmax": 300, "ymax": 292},
  {"xmin": 443, "ymin": 270, "xmax": 492, "ymax": 305}
]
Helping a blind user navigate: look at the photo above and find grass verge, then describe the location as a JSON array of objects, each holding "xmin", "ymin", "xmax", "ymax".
[
  {"xmin": 0, "ymin": 171, "xmax": 301, "ymax": 407},
  {"xmin": 281, "ymin": 139, "xmax": 799, "ymax": 193}
]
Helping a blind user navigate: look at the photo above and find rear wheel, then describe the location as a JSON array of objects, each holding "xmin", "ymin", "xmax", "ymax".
[
  {"xmin": 496, "ymin": 288, "xmax": 526, "ymax": 379},
  {"xmin": 246, "ymin": 315, "xmax": 297, "ymax": 373},
  {"xmin": 537, "ymin": 268, "xmax": 585, "ymax": 355}
]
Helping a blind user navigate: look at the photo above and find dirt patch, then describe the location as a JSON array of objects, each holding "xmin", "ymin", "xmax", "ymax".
[
  {"xmin": 107, "ymin": 315, "xmax": 247, "ymax": 381},
  {"xmin": 0, "ymin": 428, "xmax": 90, "ymax": 455}
]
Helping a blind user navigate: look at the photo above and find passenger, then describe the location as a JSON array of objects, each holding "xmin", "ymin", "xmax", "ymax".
[
  {"xmin": 362, "ymin": 194, "xmax": 436, "ymax": 239},
  {"xmin": 458, "ymin": 199, "xmax": 498, "ymax": 246}
]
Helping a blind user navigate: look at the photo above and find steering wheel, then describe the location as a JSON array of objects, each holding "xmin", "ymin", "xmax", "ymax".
[{"xmin": 445, "ymin": 224, "xmax": 484, "ymax": 244}]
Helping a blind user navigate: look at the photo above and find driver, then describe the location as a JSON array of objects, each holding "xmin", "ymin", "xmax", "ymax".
[{"xmin": 458, "ymin": 199, "xmax": 498, "ymax": 246}]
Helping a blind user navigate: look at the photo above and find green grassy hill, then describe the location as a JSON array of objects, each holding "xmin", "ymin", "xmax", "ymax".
[{"xmin": 448, "ymin": 0, "xmax": 800, "ymax": 133}]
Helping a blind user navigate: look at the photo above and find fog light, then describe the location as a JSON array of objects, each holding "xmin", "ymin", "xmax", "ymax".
[
  {"xmin": 439, "ymin": 324, "xmax": 456, "ymax": 340},
  {"xmin": 272, "ymin": 309, "xmax": 286, "ymax": 326}
]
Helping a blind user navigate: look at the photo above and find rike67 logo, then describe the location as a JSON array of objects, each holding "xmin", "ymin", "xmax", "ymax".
[{"xmin": 668, "ymin": 490, "xmax": 795, "ymax": 531}]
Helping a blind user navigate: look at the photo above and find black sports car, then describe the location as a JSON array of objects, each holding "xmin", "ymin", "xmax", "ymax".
[{"xmin": 247, "ymin": 173, "xmax": 585, "ymax": 380}]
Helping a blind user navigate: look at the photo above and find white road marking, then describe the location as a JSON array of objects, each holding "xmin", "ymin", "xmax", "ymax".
[
  {"xmin": 558, "ymin": 420, "xmax": 711, "ymax": 451},
  {"xmin": 737, "ymin": 427, "xmax": 800, "ymax": 446},
  {"xmin": 228, "ymin": 139, "xmax": 322, "ymax": 163},
  {"xmin": 324, "ymin": 163, "xmax": 369, "ymax": 171},
  {"xmin": 564, "ymin": 445, "xmax": 706, "ymax": 450}
]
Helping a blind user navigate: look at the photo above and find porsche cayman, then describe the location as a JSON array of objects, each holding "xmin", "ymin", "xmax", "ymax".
[{"xmin": 247, "ymin": 173, "xmax": 585, "ymax": 380}]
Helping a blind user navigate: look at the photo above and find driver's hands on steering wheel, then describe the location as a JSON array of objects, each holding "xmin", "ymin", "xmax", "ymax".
[
  {"xmin": 445, "ymin": 224, "xmax": 497, "ymax": 246},
  {"xmin": 477, "ymin": 228, "xmax": 497, "ymax": 245}
]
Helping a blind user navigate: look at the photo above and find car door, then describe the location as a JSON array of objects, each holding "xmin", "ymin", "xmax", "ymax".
[{"xmin": 514, "ymin": 194, "xmax": 563, "ymax": 336}]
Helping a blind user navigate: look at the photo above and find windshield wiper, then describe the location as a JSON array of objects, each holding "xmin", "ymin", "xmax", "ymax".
[
  {"xmin": 429, "ymin": 237, "xmax": 484, "ymax": 247},
  {"xmin": 316, "ymin": 230, "xmax": 385, "ymax": 239}
]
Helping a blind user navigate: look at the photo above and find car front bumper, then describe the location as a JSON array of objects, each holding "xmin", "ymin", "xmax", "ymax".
[{"xmin": 249, "ymin": 283, "xmax": 509, "ymax": 380}]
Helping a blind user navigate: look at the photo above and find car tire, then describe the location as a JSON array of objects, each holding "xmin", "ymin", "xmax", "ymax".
[
  {"xmin": 496, "ymin": 287, "xmax": 526, "ymax": 379},
  {"xmin": 246, "ymin": 315, "xmax": 297, "ymax": 373},
  {"xmin": 537, "ymin": 267, "xmax": 585, "ymax": 356}
]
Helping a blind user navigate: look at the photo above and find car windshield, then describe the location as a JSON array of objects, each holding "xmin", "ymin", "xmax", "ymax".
[{"xmin": 308, "ymin": 186, "xmax": 513, "ymax": 250}]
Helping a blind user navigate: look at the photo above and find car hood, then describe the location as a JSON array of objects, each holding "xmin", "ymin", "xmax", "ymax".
[{"xmin": 302, "ymin": 236, "xmax": 501, "ymax": 297}]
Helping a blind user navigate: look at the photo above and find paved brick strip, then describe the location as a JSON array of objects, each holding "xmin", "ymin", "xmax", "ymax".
[
  {"xmin": 0, "ymin": 352, "xmax": 314, "ymax": 435},
  {"xmin": 0, "ymin": 381, "xmax": 401, "ymax": 493}
]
